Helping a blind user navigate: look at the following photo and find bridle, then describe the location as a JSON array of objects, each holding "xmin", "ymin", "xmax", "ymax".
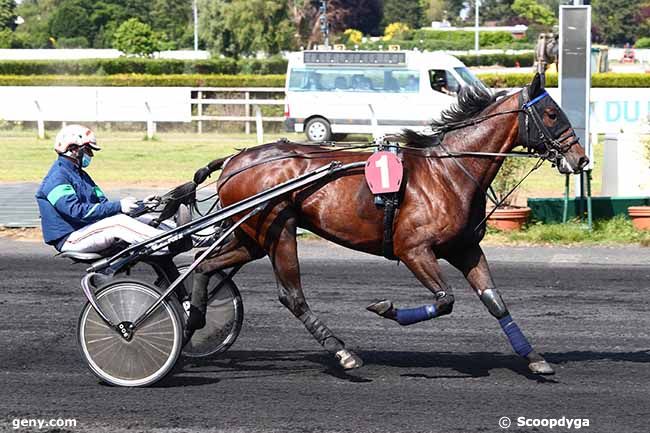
[{"xmin": 516, "ymin": 89, "xmax": 580, "ymax": 163}]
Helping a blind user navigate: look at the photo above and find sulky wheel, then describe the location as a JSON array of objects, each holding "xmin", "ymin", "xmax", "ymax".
[
  {"xmin": 77, "ymin": 279, "xmax": 184, "ymax": 387},
  {"xmin": 180, "ymin": 268, "xmax": 244, "ymax": 358}
]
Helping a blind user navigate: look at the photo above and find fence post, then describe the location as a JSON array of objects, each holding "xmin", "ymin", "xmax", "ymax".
[
  {"xmin": 34, "ymin": 100, "xmax": 45, "ymax": 139},
  {"xmin": 245, "ymin": 91, "xmax": 251, "ymax": 134},
  {"xmin": 197, "ymin": 90, "xmax": 203, "ymax": 134},
  {"xmin": 255, "ymin": 105, "xmax": 263, "ymax": 145},
  {"xmin": 145, "ymin": 102, "xmax": 155, "ymax": 139}
]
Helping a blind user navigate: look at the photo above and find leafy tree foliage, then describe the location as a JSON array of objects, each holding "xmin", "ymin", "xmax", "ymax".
[
  {"xmin": 112, "ymin": 18, "xmax": 158, "ymax": 57},
  {"xmin": 511, "ymin": 0, "xmax": 556, "ymax": 27},
  {"xmin": 0, "ymin": 0, "xmax": 16, "ymax": 31},
  {"xmin": 592, "ymin": 0, "xmax": 644, "ymax": 46},
  {"xmin": 382, "ymin": 0, "xmax": 423, "ymax": 29},
  {"xmin": 48, "ymin": 0, "xmax": 92, "ymax": 43}
]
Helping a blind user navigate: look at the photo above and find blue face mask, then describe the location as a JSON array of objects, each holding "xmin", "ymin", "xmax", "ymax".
[{"xmin": 81, "ymin": 153, "xmax": 92, "ymax": 168}]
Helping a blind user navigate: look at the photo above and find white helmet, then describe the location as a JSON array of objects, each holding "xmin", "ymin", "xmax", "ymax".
[{"xmin": 54, "ymin": 124, "xmax": 100, "ymax": 154}]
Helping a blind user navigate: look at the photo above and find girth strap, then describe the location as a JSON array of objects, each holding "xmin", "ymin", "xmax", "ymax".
[{"xmin": 382, "ymin": 193, "xmax": 399, "ymax": 260}]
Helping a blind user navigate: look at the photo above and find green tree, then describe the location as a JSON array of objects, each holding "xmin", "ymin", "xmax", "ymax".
[
  {"xmin": 151, "ymin": 0, "xmax": 193, "ymax": 49},
  {"xmin": 13, "ymin": 0, "xmax": 56, "ymax": 47},
  {"xmin": 382, "ymin": 0, "xmax": 423, "ymax": 29},
  {"xmin": 592, "ymin": 0, "xmax": 642, "ymax": 45},
  {"xmin": 199, "ymin": 0, "xmax": 237, "ymax": 56},
  {"xmin": 202, "ymin": 0, "xmax": 295, "ymax": 57},
  {"xmin": 112, "ymin": 18, "xmax": 158, "ymax": 57},
  {"xmin": 0, "ymin": 0, "xmax": 16, "ymax": 31},
  {"xmin": 48, "ymin": 0, "xmax": 92, "ymax": 40},
  {"xmin": 512, "ymin": 0, "xmax": 556, "ymax": 27}
]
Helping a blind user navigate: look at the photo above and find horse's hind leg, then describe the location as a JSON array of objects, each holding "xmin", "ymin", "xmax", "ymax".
[
  {"xmin": 186, "ymin": 233, "xmax": 265, "ymax": 332},
  {"xmin": 262, "ymin": 213, "xmax": 363, "ymax": 370},
  {"xmin": 447, "ymin": 244, "xmax": 554, "ymax": 375},
  {"xmin": 367, "ymin": 245, "xmax": 455, "ymax": 325}
]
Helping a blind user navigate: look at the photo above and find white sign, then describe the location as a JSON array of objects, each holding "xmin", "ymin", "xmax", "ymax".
[{"xmin": 545, "ymin": 88, "xmax": 650, "ymax": 134}]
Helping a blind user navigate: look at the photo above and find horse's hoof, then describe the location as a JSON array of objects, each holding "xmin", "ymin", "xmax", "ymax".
[
  {"xmin": 335, "ymin": 349, "xmax": 363, "ymax": 370},
  {"xmin": 366, "ymin": 299, "xmax": 394, "ymax": 318},
  {"xmin": 528, "ymin": 360, "xmax": 555, "ymax": 375}
]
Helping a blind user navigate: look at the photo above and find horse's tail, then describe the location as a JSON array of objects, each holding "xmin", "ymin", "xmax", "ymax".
[{"xmin": 193, "ymin": 155, "xmax": 232, "ymax": 185}]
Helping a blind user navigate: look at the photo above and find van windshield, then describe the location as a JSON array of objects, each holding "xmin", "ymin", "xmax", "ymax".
[
  {"xmin": 288, "ymin": 68, "xmax": 420, "ymax": 93},
  {"xmin": 454, "ymin": 67, "xmax": 480, "ymax": 86}
]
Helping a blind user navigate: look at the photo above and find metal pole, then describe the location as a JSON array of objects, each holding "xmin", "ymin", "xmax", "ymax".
[
  {"xmin": 193, "ymin": 0, "xmax": 199, "ymax": 51},
  {"xmin": 245, "ymin": 91, "xmax": 250, "ymax": 134},
  {"xmin": 474, "ymin": 0, "xmax": 480, "ymax": 55},
  {"xmin": 563, "ymin": 174, "xmax": 570, "ymax": 223},
  {"xmin": 197, "ymin": 90, "xmax": 203, "ymax": 134},
  {"xmin": 586, "ymin": 170, "xmax": 592, "ymax": 230}
]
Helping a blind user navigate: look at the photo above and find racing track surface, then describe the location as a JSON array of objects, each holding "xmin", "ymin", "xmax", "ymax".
[{"xmin": 1, "ymin": 238, "xmax": 649, "ymax": 433}]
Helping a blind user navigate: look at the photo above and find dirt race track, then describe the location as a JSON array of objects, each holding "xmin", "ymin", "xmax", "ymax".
[{"xmin": 1, "ymin": 238, "xmax": 649, "ymax": 433}]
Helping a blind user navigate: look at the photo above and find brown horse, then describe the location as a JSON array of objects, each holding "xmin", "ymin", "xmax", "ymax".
[{"xmin": 190, "ymin": 74, "xmax": 588, "ymax": 374}]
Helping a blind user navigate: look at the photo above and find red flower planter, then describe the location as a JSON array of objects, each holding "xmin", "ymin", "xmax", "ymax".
[
  {"xmin": 487, "ymin": 207, "xmax": 531, "ymax": 231},
  {"xmin": 628, "ymin": 206, "xmax": 650, "ymax": 230}
]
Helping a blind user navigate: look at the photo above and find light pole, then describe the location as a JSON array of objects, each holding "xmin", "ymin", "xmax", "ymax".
[
  {"xmin": 193, "ymin": 0, "xmax": 199, "ymax": 51},
  {"xmin": 474, "ymin": 0, "xmax": 480, "ymax": 55},
  {"xmin": 319, "ymin": 0, "xmax": 329, "ymax": 48}
]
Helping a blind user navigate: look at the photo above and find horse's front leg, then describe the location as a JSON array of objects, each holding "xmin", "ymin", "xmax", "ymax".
[
  {"xmin": 447, "ymin": 244, "xmax": 554, "ymax": 375},
  {"xmin": 367, "ymin": 245, "xmax": 455, "ymax": 325}
]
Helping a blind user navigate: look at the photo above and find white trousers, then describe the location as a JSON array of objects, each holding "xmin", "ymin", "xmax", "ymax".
[{"xmin": 60, "ymin": 214, "xmax": 165, "ymax": 253}]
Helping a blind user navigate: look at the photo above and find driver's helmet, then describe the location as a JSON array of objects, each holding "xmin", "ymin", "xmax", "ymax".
[{"xmin": 54, "ymin": 124, "xmax": 100, "ymax": 154}]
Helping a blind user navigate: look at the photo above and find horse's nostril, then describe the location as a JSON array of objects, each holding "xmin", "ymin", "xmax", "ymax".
[{"xmin": 578, "ymin": 156, "xmax": 589, "ymax": 170}]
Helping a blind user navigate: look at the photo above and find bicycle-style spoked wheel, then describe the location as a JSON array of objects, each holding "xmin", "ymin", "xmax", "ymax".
[
  {"xmin": 181, "ymin": 269, "xmax": 244, "ymax": 358},
  {"xmin": 77, "ymin": 279, "xmax": 183, "ymax": 387}
]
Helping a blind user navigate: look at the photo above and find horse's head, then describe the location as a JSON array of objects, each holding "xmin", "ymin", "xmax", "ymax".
[{"xmin": 518, "ymin": 73, "xmax": 589, "ymax": 174}]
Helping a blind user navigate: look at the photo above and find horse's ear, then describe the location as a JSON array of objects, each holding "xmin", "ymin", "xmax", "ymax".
[{"xmin": 528, "ymin": 72, "xmax": 543, "ymax": 98}]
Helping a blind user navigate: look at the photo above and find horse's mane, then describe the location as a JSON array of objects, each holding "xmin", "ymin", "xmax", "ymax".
[{"xmin": 399, "ymin": 83, "xmax": 508, "ymax": 149}]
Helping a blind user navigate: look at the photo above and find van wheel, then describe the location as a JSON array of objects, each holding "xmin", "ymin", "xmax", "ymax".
[{"xmin": 305, "ymin": 118, "xmax": 331, "ymax": 142}]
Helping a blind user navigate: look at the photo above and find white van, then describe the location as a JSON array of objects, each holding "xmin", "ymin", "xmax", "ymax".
[{"xmin": 284, "ymin": 50, "xmax": 482, "ymax": 141}]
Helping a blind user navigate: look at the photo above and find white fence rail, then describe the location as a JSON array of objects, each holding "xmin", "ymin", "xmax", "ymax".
[
  {"xmin": 3, "ymin": 86, "xmax": 650, "ymax": 140},
  {"xmin": 0, "ymin": 86, "xmax": 286, "ymax": 141},
  {"xmin": 191, "ymin": 87, "xmax": 285, "ymax": 136}
]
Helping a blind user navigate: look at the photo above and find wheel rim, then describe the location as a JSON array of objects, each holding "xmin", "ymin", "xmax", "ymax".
[
  {"xmin": 79, "ymin": 283, "xmax": 181, "ymax": 387},
  {"xmin": 182, "ymin": 284, "xmax": 241, "ymax": 358},
  {"xmin": 308, "ymin": 121, "xmax": 327, "ymax": 141}
]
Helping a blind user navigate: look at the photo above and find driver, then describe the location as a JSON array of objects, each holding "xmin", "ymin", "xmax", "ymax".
[{"xmin": 35, "ymin": 124, "xmax": 165, "ymax": 254}]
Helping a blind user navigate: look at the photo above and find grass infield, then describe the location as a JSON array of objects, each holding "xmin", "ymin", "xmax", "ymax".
[{"xmin": 0, "ymin": 130, "xmax": 602, "ymax": 202}]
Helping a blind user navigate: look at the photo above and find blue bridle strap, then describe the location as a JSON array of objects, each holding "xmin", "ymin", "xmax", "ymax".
[{"xmin": 523, "ymin": 90, "xmax": 549, "ymax": 108}]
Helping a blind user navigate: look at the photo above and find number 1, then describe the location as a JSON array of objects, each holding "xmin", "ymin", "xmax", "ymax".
[{"xmin": 375, "ymin": 154, "xmax": 389, "ymax": 188}]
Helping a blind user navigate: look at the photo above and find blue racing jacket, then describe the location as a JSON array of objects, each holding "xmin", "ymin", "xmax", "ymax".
[{"xmin": 36, "ymin": 156, "xmax": 122, "ymax": 250}]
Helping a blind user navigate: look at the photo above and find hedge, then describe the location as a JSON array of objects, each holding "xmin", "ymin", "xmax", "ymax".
[
  {"xmin": 0, "ymin": 73, "xmax": 649, "ymax": 88},
  {"xmin": 0, "ymin": 52, "xmax": 532, "ymax": 74},
  {"xmin": 457, "ymin": 52, "xmax": 534, "ymax": 67},
  {"xmin": 0, "ymin": 74, "xmax": 286, "ymax": 87},
  {"xmin": 477, "ymin": 73, "xmax": 650, "ymax": 88},
  {"xmin": 0, "ymin": 56, "xmax": 288, "ymax": 76}
]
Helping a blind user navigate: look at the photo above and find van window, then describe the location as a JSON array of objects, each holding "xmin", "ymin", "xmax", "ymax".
[
  {"xmin": 429, "ymin": 69, "xmax": 460, "ymax": 95},
  {"xmin": 288, "ymin": 68, "xmax": 420, "ymax": 93}
]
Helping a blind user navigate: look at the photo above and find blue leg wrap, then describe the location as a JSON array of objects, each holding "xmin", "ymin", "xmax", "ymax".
[
  {"xmin": 498, "ymin": 315, "xmax": 533, "ymax": 357},
  {"xmin": 395, "ymin": 305, "xmax": 437, "ymax": 326}
]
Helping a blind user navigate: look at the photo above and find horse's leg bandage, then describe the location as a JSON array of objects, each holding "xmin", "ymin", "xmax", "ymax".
[{"xmin": 498, "ymin": 315, "xmax": 533, "ymax": 358}]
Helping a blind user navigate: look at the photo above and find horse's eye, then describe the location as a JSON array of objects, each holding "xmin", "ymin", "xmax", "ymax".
[{"xmin": 548, "ymin": 111, "xmax": 558, "ymax": 120}]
